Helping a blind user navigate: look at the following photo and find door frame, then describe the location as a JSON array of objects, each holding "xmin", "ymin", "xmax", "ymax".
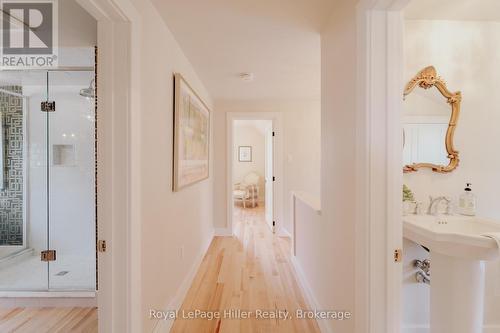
[
  {"xmin": 355, "ymin": 0, "xmax": 410, "ymax": 332},
  {"xmin": 264, "ymin": 123, "xmax": 274, "ymax": 231},
  {"xmin": 226, "ymin": 112, "xmax": 284, "ymax": 235},
  {"xmin": 75, "ymin": 1, "xmax": 141, "ymax": 332}
]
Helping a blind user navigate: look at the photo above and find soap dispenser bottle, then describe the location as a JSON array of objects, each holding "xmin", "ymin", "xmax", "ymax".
[{"xmin": 459, "ymin": 183, "xmax": 476, "ymax": 216}]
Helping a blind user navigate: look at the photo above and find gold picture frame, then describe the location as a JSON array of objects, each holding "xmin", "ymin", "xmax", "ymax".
[
  {"xmin": 173, "ymin": 73, "xmax": 210, "ymax": 191},
  {"xmin": 403, "ymin": 66, "xmax": 461, "ymax": 173}
]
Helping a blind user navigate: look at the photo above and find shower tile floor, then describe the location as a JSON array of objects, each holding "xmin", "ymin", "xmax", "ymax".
[{"xmin": 0, "ymin": 252, "xmax": 95, "ymax": 290}]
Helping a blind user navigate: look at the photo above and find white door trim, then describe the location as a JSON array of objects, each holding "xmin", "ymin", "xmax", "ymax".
[
  {"xmin": 356, "ymin": 1, "xmax": 410, "ymax": 332},
  {"xmin": 226, "ymin": 112, "xmax": 284, "ymax": 236},
  {"xmin": 75, "ymin": 1, "xmax": 141, "ymax": 332},
  {"xmin": 264, "ymin": 125, "xmax": 275, "ymax": 231}
]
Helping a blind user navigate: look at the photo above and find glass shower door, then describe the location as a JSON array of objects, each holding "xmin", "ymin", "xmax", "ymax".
[
  {"xmin": 46, "ymin": 71, "xmax": 96, "ymax": 290},
  {"xmin": 0, "ymin": 70, "xmax": 49, "ymax": 290},
  {"xmin": 0, "ymin": 69, "xmax": 96, "ymax": 292}
]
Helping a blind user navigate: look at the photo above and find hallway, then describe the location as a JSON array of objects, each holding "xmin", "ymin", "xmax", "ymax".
[
  {"xmin": 0, "ymin": 0, "xmax": 373, "ymax": 331},
  {"xmin": 170, "ymin": 206, "xmax": 320, "ymax": 333}
]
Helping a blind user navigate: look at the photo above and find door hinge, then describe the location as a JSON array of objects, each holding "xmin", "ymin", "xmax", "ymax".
[
  {"xmin": 41, "ymin": 101, "xmax": 56, "ymax": 112},
  {"xmin": 394, "ymin": 249, "xmax": 403, "ymax": 262},
  {"xmin": 272, "ymin": 176, "xmax": 275, "ymax": 181},
  {"xmin": 97, "ymin": 240, "xmax": 107, "ymax": 253},
  {"xmin": 41, "ymin": 250, "xmax": 56, "ymax": 262},
  {"xmin": 272, "ymin": 221, "xmax": 276, "ymax": 226},
  {"xmin": 272, "ymin": 131, "xmax": 275, "ymax": 136}
]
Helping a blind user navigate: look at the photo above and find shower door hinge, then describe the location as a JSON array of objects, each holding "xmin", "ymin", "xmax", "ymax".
[
  {"xmin": 41, "ymin": 101, "xmax": 56, "ymax": 112},
  {"xmin": 41, "ymin": 250, "xmax": 56, "ymax": 262},
  {"xmin": 394, "ymin": 249, "xmax": 403, "ymax": 263},
  {"xmin": 97, "ymin": 240, "xmax": 107, "ymax": 253}
]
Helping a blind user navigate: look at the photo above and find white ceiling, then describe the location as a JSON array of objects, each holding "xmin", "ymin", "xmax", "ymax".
[
  {"xmin": 405, "ymin": 0, "xmax": 500, "ymax": 21},
  {"xmin": 151, "ymin": 0, "xmax": 335, "ymax": 102}
]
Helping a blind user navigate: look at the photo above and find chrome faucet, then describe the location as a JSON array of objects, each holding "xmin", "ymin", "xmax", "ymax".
[
  {"xmin": 414, "ymin": 259, "xmax": 431, "ymax": 275},
  {"xmin": 428, "ymin": 196, "xmax": 451, "ymax": 215},
  {"xmin": 416, "ymin": 271, "xmax": 430, "ymax": 285}
]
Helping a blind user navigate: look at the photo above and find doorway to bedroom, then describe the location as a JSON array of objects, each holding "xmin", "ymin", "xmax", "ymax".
[{"xmin": 231, "ymin": 119, "xmax": 274, "ymax": 234}]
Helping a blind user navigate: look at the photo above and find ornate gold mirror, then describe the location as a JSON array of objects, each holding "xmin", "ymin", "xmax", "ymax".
[{"xmin": 402, "ymin": 66, "xmax": 461, "ymax": 173}]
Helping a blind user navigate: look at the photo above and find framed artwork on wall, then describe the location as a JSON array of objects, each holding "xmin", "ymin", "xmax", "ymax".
[
  {"xmin": 238, "ymin": 146, "xmax": 252, "ymax": 162},
  {"xmin": 173, "ymin": 73, "xmax": 210, "ymax": 191}
]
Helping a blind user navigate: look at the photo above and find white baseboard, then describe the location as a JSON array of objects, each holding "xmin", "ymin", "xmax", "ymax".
[
  {"xmin": 152, "ymin": 230, "xmax": 214, "ymax": 333},
  {"xmin": 214, "ymin": 228, "xmax": 233, "ymax": 236},
  {"xmin": 402, "ymin": 325, "xmax": 500, "ymax": 333},
  {"xmin": 290, "ymin": 256, "xmax": 333, "ymax": 333}
]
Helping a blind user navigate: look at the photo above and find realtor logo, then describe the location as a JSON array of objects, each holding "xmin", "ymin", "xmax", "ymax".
[{"xmin": 1, "ymin": 0, "xmax": 58, "ymax": 68}]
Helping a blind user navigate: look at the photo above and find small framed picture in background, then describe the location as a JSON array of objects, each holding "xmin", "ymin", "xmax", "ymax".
[{"xmin": 238, "ymin": 146, "xmax": 252, "ymax": 162}]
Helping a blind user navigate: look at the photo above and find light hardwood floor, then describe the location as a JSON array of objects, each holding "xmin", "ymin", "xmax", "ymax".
[
  {"xmin": 0, "ymin": 307, "xmax": 97, "ymax": 333},
  {"xmin": 171, "ymin": 205, "xmax": 320, "ymax": 333}
]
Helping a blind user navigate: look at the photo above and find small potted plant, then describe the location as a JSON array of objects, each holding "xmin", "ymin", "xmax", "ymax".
[{"xmin": 403, "ymin": 184, "xmax": 416, "ymax": 215}]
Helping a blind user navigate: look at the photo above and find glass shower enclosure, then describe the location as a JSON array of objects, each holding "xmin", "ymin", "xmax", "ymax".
[{"xmin": 0, "ymin": 69, "xmax": 96, "ymax": 291}]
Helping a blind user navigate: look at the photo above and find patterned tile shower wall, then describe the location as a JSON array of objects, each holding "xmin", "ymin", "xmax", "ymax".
[{"xmin": 0, "ymin": 86, "xmax": 23, "ymax": 246}]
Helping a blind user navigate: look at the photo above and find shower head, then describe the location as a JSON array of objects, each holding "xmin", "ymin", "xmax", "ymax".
[{"xmin": 80, "ymin": 79, "xmax": 95, "ymax": 99}]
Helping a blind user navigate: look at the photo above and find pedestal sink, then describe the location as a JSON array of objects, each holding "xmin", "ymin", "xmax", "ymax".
[{"xmin": 403, "ymin": 215, "xmax": 500, "ymax": 333}]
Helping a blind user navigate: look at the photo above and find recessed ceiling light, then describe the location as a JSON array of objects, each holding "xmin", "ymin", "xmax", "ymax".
[{"xmin": 239, "ymin": 72, "xmax": 254, "ymax": 82}]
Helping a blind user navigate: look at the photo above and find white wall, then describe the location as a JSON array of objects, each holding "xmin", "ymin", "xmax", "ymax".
[
  {"xmin": 292, "ymin": 2, "xmax": 357, "ymax": 332},
  {"xmin": 213, "ymin": 99, "xmax": 320, "ymax": 235},
  {"xmin": 131, "ymin": 1, "xmax": 214, "ymax": 331},
  {"xmin": 402, "ymin": 19, "xmax": 500, "ymax": 331},
  {"xmin": 232, "ymin": 122, "xmax": 266, "ymax": 202},
  {"xmin": 59, "ymin": 0, "xmax": 97, "ymax": 47},
  {"xmin": 320, "ymin": 4, "xmax": 356, "ymax": 331},
  {"xmin": 56, "ymin": 1, "xmax": 97, "ymax": 68},
  {"xmin": 283, "ymin": 107, "xmax": 321, "ymax": 229}
]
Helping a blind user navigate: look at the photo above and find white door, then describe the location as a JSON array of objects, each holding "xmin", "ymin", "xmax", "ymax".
[{"xmin": 265, "ymin": 126, "xmax": 274, "ymax": 232}]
